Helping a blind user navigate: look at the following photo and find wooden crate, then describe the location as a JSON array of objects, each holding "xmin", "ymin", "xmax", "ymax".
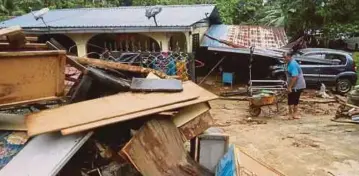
[{"xmin": 0, "ymin": 51, "xmax": 66, "ymax": 107}]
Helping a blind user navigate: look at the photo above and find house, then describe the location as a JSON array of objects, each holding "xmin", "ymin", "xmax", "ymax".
[{"xmin": 0, "ymin": 5, "xmax": 220, "ymax": 57}]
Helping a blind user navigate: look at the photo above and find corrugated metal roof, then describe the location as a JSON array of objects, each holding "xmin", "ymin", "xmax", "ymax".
[
  {"xmin": 201, "ymin": 24, "xmax": 288, "ymax": 49},
  {"xmin": 0, "ymin": 4, "xmax": 215, "ymax": 29}
]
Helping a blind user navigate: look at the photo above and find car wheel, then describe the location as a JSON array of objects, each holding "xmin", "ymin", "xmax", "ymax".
[{"xmin": 336, "ymin": 78, "xmax": 352, "ymax": 94}]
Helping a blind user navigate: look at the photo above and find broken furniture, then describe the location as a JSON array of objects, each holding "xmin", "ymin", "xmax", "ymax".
[{"xmin": 0, "ymin": 51, "xmax": 66, "ymax": 108}]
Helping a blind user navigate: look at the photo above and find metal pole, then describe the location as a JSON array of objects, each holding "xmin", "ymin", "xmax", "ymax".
[{"xmin": 198, "ymin": 56, "xmax": 226, "ymax": 85}]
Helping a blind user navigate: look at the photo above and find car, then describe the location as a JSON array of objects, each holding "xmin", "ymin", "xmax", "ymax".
[{"xmin": 270, "ymin": 48, "xmax": 357, "ymax": 94}]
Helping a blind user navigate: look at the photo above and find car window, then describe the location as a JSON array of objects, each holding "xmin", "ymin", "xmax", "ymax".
[
  {"xmin": 324, "ymin": 54, "xmax": 346, "ymax": 65},
  {"xmin": 296, "ymin": 60, "xmax": 320, "ymax": 65},
  {"xmin": 305, "ymin": 53, "xmax": 325, "ymax": 59}
]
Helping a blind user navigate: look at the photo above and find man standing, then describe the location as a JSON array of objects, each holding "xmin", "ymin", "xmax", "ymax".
[{"xmin": 283, "ymin": 51, "xmax": 306, "ymax": 119}]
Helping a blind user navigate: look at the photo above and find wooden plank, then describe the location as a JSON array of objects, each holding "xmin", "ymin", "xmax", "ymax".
[
  {"xmin": 0, "ymin": 36, "xmax": 38, "ymax": 42},
  {"xmin": 0, "ymin": 43, "xmax": 48, "ymax": 51},
  {"xmin": 0, "ymin": 132, "xmax": 92, "ymax": 176},
  {"xmin": 61, "ymin": 81, "xmax": 218, "ymax": 135},
  {"xmin": 0, "ymin": 52, "xmax": 66, "ymax": 107},
  {"xmin": 179, "ymin": 111, "xmax": 214, "ymax": 141},
  {"xmin": 172, "ymin": 102, "xmax": 210, "ymax": 127},
  {"xmin": 120, "ymin": 118, "xmax": 213, "ymax": 176},
  {"xmin": 69, "ymin": 55, "xmax": 172, "ymax": 79},
  {"xmin": 27, "ymin": 81, "xmax": 200, "ymax": 136},
  {"xmin": 234, "ymin": 146, "xmax": 286, "ymax": 176},
  {"xmin": 0, "ymin": 113, "xmax": 27, "ymax": 131}
]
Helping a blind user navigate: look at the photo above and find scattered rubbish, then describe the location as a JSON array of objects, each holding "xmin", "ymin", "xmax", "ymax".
[
  {"xmin": 130, "ymin": 78, "xmax": 183, "ymax": 92},
  {"xmin": 317, "ymin": 83, "xmax": 332, "ymax": 99}
]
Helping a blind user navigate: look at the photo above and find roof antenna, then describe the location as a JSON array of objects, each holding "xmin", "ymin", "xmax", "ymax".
[
  {"xmin": 30, "ymin": 7, "xmax": 50, "ymax": 32},
  {"xmin": 145, "ymin": 6, "xmax": 162, "ymax": 26}
]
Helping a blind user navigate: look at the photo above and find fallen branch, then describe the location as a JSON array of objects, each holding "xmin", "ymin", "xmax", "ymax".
[{"xmin": 68, "ymin": 55, "xmax": 171, "ymax": 79}]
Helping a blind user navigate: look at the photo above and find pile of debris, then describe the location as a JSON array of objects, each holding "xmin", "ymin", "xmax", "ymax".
[
  {"xmin": 335, "ymin": 86, "xmax": 359, "ymax": 123},
  {"xmin": 0, "ymin": 26, "xmax": 287, "ymax": 176},
  {"xmin": 0, "ymin": 26, "xmax": 223, "ymax": 176}
]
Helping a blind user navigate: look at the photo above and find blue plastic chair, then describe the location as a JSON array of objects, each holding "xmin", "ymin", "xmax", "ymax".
[{"xmin": 222, "ymin": 72, "xmax": 234, "ymax": 87}]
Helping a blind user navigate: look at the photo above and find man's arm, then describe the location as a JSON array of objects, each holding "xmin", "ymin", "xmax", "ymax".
[{"xmin": 288, "ymin": 77, "xmax": 298, "ymax": 91}]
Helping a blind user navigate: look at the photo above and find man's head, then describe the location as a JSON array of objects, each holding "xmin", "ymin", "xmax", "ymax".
[{"xmin": 283, "ymin": 50, "xmax": 294, "ymax": 63}]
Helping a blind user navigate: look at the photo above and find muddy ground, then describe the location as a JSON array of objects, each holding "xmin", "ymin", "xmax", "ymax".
[{"xmin": 209, "ymin": 95, "xmax": 359, "ymax": 176}]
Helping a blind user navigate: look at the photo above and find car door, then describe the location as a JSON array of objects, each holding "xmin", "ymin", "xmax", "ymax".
[
  {"xmin": 319, "ymin": 53, "xmax": 347, "ymax": 85},
  {"xmin": 297, "ymin": 53, "xmax": 324, "ymax": 85}
]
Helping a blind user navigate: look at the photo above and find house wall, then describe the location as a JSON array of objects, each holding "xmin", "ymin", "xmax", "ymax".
[{"xmin": 64, "ymin": 27, "xmax": 209, "ymax": 57}]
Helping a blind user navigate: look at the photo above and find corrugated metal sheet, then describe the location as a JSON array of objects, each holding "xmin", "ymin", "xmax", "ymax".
[
  {"xmin": 201, "ymin": 24, "xmax": 288, "ymax": 49},
  {"xmin": 0, "ymin": 5, "xmax": 215, "ymax": 28}
]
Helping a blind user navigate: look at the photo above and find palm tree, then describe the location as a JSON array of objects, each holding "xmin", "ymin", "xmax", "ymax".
[{"xmin": 259, "ymin": 4, "xmax": 295, "ymax": 27}]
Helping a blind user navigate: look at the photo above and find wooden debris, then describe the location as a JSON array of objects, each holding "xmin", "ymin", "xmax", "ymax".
[
  {"xmin": 172, "ymin": 102, "xmax": 211, "ymax": 127},
  {"xmin": 61, "ymin": 81, "xmax": 218, "ymax": 135},
  {"xmin": 68, "ymin": 55, "xmax": 172, "ymax": 79},
  {"xmin": 0, "ymin": 113, "xmax": 27, "ymax": 131},
  {"xmin": 0, "ymin": 36, "xmax": 38, "ymax": 43},
  {"xmin": 120, "ymin": 118, "xmax": 213, "ymax": 176},
  {"xmin": 0, "ymin": 51, "xmax": 66, "ymax": 107},
  {"xmin": 0, "ymin": 43, "xmax": 48, "ymax": 51},
  {"xmin": 179, "ymin": 111, "xmax": 214, "ymax": 141},
  {"xmin": 0, "ymin": 26, "xmax": 26, "ymax": 48},
  {"xmin": 26, "ymin": 81, "xmax": 200, "ymax": 136}
]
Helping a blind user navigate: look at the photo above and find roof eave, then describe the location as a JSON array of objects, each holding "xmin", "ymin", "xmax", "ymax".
[{"xmin": 21, "ymin": 26, "xmax": 193, "ymax": 34}]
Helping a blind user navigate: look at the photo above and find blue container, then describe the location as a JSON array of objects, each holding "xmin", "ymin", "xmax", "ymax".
[{"xmin": 222, "ymin": 72, "xmax": 234, "ymax": 86}]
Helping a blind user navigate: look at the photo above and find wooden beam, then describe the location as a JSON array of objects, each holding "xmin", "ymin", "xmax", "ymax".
[
  {"xmin": 120, "ymin": 118, "xmax": 213, "ymax": 176},
  {"xmin": 68, "ymin": 55, "xmax": 172, "ymax": 79}
]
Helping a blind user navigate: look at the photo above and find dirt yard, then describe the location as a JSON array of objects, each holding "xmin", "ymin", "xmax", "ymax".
[{"xmin": 210, "ymin": 96, "xmax": 359, "ymax": 176}]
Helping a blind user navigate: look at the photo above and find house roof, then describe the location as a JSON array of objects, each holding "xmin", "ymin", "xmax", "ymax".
[
  {"xmin": 0, "ymin": 4, "xmax": 216, "ymax": 34},
  {"xmin": 201, "ymin": 24, "xmax": 288, "ymax": 49}
]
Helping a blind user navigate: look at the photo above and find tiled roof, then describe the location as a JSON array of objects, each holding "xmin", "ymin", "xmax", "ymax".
[
  {"xmin": 0, "ymin": 4, "xmax": 215, "ymax": 29},
  {"xmin": 201, "ymin": 24, "xmax": 288, "ymax": 49}
]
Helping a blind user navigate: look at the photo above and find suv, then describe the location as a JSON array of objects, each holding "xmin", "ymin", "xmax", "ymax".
[{"xmin": 271, "ymin": 48, "xmax": 357, "ymax": 94}]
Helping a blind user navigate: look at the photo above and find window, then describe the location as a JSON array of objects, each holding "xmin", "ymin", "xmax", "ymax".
[
  {"xmin": 305, "ymin": 53, "xmax": 325, "ymax": 59},
  {"xmin": 324, "ymin": 54, "xmax": 346, "ymax": 65}
]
